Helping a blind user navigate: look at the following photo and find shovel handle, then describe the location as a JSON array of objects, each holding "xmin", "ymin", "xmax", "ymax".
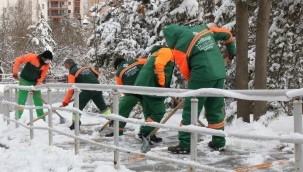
[
  {"xmin": 99, "ymin": 119, "xmax": 113, "ymax": 131},
  {"xmin": 173, "ymin": 97, "xmax": 205, "ymax": 127},
  {"xmin": 149, "ymin": 98, "xmax": 205, "ymax": 137},
  {"xmin": 149, "ymin": 99, "xmax": 185, "ymax": 137},
  {"xmin": 27, "ymin": 112, "xmax": 49, "ymax": 125}
]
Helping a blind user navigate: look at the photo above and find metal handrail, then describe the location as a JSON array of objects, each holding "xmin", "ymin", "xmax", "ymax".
[
  {"xmin": 0, "ymin": 74, "xmax": 17, "ymax": 84},
  {"xmin": 1, "ymin": 84, "xmax": 302, "ymax": 172},
  {"xmin": 4, "ymin": 83, "xmax": 295, "ymax": 100}
]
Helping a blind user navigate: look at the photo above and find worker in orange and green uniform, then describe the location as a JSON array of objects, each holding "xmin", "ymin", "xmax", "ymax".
[
  {"xmin": 62, "ymin": 58, "xmax": 111, "ymax": 130},
  {"xmin": 12, "ymin": 50, "xmax": 53, "ymax": 119},
  {"xmin": 134, "ymin": 46, "xmax": 175, "ymax": 143},
  {"xmin": 164, "ymin": 24, "xmax": 236, "ymax": 154},
  {"xmin": 105, "ymin": 57, "xmax": 147, "ymax": 137}
]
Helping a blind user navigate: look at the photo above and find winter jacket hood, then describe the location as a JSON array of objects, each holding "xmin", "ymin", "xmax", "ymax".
[{"xmin": 163, "ymin": 24, "xmax": 185, "ymax": 49}]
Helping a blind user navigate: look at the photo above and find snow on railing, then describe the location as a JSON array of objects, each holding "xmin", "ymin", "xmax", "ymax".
[{"xmin": 1, "ymin": 83, "xmax": 303, "ymax": 172}]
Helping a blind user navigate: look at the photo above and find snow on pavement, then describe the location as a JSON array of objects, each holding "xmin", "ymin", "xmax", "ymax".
[{"xmin": 0, "ymin": 84, "xmax": 300, "ymax": 171}]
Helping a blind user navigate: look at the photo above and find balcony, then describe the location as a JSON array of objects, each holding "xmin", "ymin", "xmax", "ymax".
[
  {"xmin": 49, "ymin": 16, "xmax": 65, "ymax": 19},
  {"xmin": 48, "ymin": 5, "xmax": 68, "ymax": 10},
  {"xmin": 48, "ymin": 11, "xmax": 67, "ymax": 18},
  {"xmin": 48, "ymin": 0, "xmax": 68, "ymax": 2}
]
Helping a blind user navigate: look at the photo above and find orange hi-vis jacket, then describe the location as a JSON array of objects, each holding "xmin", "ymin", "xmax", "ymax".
[
  {"xmin": 135, "ymin": 48, "xmax": 175, "ymax": 88},
  {"xmin": 13, "ymin": 54, "xmax": 50, "ymax": 86},
  {"xmin": 152, "ymin": 48, "xmax": 175, "ymax": 87}
]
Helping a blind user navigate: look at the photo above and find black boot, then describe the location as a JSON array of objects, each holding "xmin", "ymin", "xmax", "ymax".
[
  {"xmin": 69, "ymin": 120, "xmax": 81, "ymax": 130},
  {"xmin": 168, "ymin": 145, "xmax": 190, "ymax": 154},
  {"xmin": 208, "ymin": 141, "xmax": 225, "ymax": 151},
  {"xmin": 108, "ymin": 120, "xmax": 114, "ymax": 127},
  {"xmin": 138, "ymin": 131, "xmax": 163, "ymax": 143},
  {"xmin": 105, "ymin": 131, "xmax": 123, "ymax": 137},
  {"xmin": 149, "ymin": 135, "xmax": 163, "ymax": 143}
]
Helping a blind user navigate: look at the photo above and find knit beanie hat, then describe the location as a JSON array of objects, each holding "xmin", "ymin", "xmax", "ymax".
[
  {"xmin": 113, "ymin": 58, "xmax": 126, "ymax": 70},
  {"xmin": 41, "ymin": 50, "xmax": 53, "ymax": 60}
]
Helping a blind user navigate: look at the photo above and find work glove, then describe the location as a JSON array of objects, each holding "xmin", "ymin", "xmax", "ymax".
[
  {"xmin": 13, "ymin": 73, "xmax": 19, "ymax": 79},
  {"xmin": 62, "ymin": 101, "xmax": 69, "ymax": 107},
  {"xmin": 226, "ymin": 53, "xmax": 235, "ymax": 61}
]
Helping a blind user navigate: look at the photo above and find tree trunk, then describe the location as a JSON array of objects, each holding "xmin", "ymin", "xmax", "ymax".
[
  {"xmin": 254, "ymin": 0, "xmax": 272, "ymax": 120},
  {"xmin": 236, "ymin": 1, "xmax": 250, "ymax": 122}
]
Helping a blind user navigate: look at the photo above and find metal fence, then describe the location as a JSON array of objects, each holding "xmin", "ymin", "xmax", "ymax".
[
  {"xmin": 1, "ymin": 83, "xmax": 303, "ymax": 172},
  {"xmin": 0, "ymin": 74, "xmax": 67, "ymax": 84},
  {"xmin": 0, "ymin": 74, "xmax": 17, "ymax": 84}
]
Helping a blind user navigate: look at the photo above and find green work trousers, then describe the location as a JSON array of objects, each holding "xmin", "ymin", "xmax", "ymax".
[
  {"xmin": 140, "ymin": 95, "xmax": 165, "ymax": 135},
  {"xmin": 18, "ymin": 78, "xmax": 44, "ymax": 118},
  {"xmin": 72, "ymin": 90, "xmax": 108, "ymax": 121},
  {"xmin": 118, "ymin": 94, "xmax": 142, "ymax": 128},
  {"xmin": 179, "ymin": 79, "xmax": 226, "ymax": 148},
  {"xmin": 79, "ymin": 90, "xmax": 107, "ymax": 111}
]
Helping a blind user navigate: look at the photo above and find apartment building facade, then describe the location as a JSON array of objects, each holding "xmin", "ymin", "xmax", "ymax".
[
  {"xmin": 0, "ymin": 0, "xmax": 86, "ymax": 24},
  {"xmin": 48, "ymin": 0, "xmax": 84, "ymax": 23}
]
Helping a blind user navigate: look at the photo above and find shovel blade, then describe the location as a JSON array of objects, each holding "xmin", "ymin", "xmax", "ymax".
[
  {"xmin": 59, "ymin": 117, "xmax": 65, "ymax": 124},
  {"xmin": 141, "ymin": 136, "xmax": 151, "ymax": 153}
]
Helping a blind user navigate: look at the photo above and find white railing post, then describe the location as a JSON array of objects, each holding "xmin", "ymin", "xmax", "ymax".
[
  {"xmin": 3, "ymin": 89, "xmax": 9, "ymax": 122},
  {"xmin": 189, "ymin": 97, "xmax": 198, "ymax": 172},
  {"xmin": 293, "ymin": 100, "xmax": 303, "ymax": 172},
  {"xmin": 15, "ymin": 89, "xmax": 19, "ymax": 128},
  {"xmin": 0, "ymin": 90, "xmax": 3, "ymax": 118},
  {"xmin": 6, "ymin": 89, "xmax": 10, "ymax": 125},
  {"xmin": 29, "ymin": 91, "xmax": 34, "ymax": 139},
  {"xmin": 113, "ymin": 89, "xmax": 120, "ymax": 169},
  {"xmin": 47, "ymin": 88, "xmax": 53, "ymax": 146},
  {"xmin": 56, "ymin": 89, "xmax": 60, "ymax": 102},
  {"xmin": 10, "ymin": 89, "xmax": 14, "ymax": 112},
  {"xmin": 0, "ymin": 86, "xmax": 3, "ymax": 117},
  {"xmin": 74, "ymin": 89, "xmax": 80, "ymax": 155}
]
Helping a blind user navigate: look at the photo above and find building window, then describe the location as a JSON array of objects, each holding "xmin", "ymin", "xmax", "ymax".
[
  {"xmin": 42, "ymin": 4, "xmax": 44, "ymax": 9},
  {"xmin": 68, "ymin": 2, "xmax": 71, "ymax": 5},
  {"xmin": 68, "ymin": 10, "xmax": 71, "ymax": 13}
]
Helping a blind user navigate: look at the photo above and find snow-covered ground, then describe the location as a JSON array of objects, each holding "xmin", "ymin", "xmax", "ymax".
[{"xmin": 0, "ymin": 85, "xmax": 300, "ymax": 172}]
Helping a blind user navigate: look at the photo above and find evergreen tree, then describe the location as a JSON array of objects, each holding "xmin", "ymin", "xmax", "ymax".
[
  {"xmin": 33, "ymin": 0, "xmax": 303, "ymax": 123},
  {"xmin": 87, "ymin": 0, "xmax": 201, "ymax": 67},
  {"xmin": 27, "ymin": 14, "xmax": 56, "ymax": 52}
]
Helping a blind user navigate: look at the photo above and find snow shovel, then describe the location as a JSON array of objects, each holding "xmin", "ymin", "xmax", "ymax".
[
  {"xmin": 16, "ymin": 78, "xmax": 67, "ymax": 124},
  {"xmin": 34, "ymin": 96, "xmax": 66, "ymax": 124},
  {"xmin": 27, "ymin": 99, "xmax": 74, "ymax": 126},
  {"xmin": 98, "ymin": 119, "xmax": 113, "ymax": 132},
  {"xmin": 27, "ymin": 111, "xmax": 49, "ymax": 125},
  {"xmin": 98, "ymin": 105, "xmax": 143, "ymax": 132},
  {"xmin": 141, "ymin": 99, "xmax": 185, "ymax": 153}
]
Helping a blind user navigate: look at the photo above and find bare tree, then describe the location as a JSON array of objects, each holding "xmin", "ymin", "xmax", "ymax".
[
  {"xmin": 236, "ymin": 0, "xmax": 250, "ymax": 122},
  {"xmin": 254, "ymin": 0, "xmax": 273, "ymax": 120},
  {"xmin": 0, "ymin": 0, "xmax": 32, "ymax": 73},
  {"xmin": 52, "ymin": 18, "xmax": 89, "ymax": 69},
  {"xmin": 8, "ymin": 0, "xmax": 32, "ymax": 54}
]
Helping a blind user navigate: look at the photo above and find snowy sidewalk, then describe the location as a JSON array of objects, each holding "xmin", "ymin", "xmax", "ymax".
[{"xmin": 0, "ymin": 106, "xmax": 297, "ymax": 172}]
